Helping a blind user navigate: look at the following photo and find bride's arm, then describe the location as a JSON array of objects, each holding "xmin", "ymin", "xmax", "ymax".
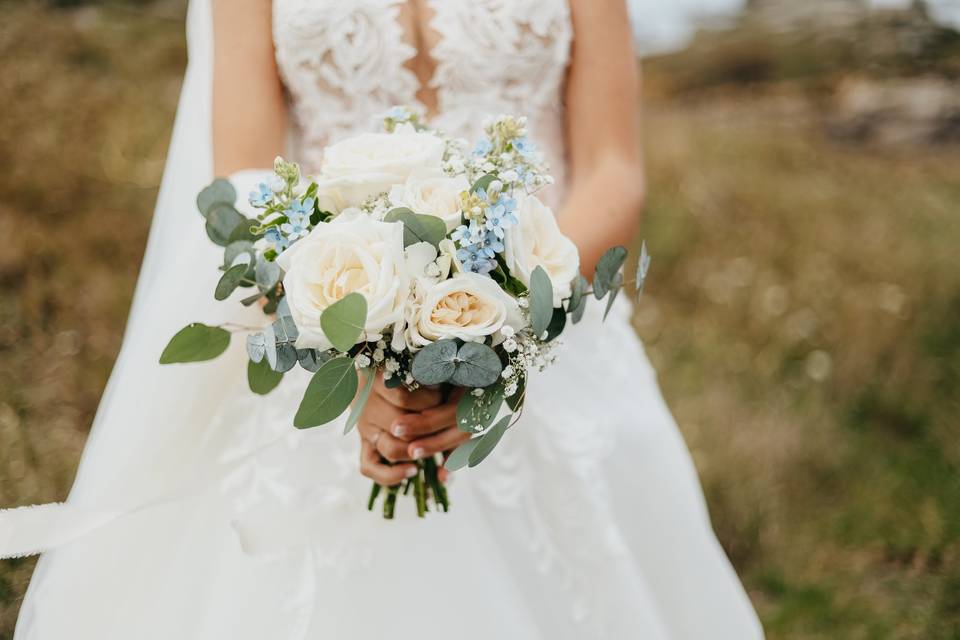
[
  {"xmin": 559, "ymin": 0, "xmax": 645, "ymax": 276},
  {"xmin": 211, "ymin": 0, "xmax": 287, "ymax": 175}
]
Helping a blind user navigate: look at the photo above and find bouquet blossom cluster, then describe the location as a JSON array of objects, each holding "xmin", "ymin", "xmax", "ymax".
[{"xmin": 161, "ymin": 108, "xmax": 649, "ymax": 518}]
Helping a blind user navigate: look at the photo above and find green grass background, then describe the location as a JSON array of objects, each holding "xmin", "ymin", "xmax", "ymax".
[{"xmin": 1, "ymin": 1, "xmax": 959, "ymax": 637}]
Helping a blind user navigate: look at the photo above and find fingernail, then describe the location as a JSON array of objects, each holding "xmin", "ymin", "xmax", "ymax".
[
  {"xmin": 412, "ymin": 447, "xmax": 426, "ymax": 460},
  {"xmin": 405, "ymin": 466, "xmax": 418, "ymax": 478},
  {"xmin": 392, "ymin": 424, "xmax": 406, "ymax": 437}
]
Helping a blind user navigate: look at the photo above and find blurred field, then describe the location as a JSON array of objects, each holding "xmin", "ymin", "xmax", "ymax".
[{"xmin": 1, "ymin": 1, "xmax": 959, "ymax": 638}]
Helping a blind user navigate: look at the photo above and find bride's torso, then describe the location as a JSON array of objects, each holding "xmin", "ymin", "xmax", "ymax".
[{"xmin": 272, "ymin": 0, "xmax": 572, "ymax": 202}]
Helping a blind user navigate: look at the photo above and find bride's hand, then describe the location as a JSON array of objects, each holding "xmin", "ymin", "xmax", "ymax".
[{"xmin": 357, "ymin": 375, "xmax": 469, "ymax": 485}]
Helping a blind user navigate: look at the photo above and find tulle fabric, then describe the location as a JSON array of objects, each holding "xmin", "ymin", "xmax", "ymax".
[{"xmin": 5, "ymin": 1, "xmax": 763, "ymax": 637}]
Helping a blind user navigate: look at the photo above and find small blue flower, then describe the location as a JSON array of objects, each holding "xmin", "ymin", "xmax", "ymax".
[
  {"xmin": 483, "ymin": 230, "xmax": 504, "ymax": 254},
  {"xmin": 484, "ymin": 197, "xmax": 519, "ymax": 238},
  {"xmin": 264, "ymin": 226, "xmax": 289, "ymax": 253},
  {"xmin": 281, "ymin": 197, "xmax": 314, "ymax": 241},
  {"xmin": 386, "ymin": 106, "xmax": 410, "ymax": 121},
  {"xmin": 457, "ymin": 245, "xmax": 497, "ymax": 275},
  {"xmin": 513, "ymin": 136, "xmax": 537, "ymax": 158},
  {"xmin": 452, "ymin": 221, "xmax": 485, "ymax": 246},
  {"xmin": 472, "ymin": 138, "xmax": 493, "ymax": 157},
  {"xmin": 249, "ymin": 183, "xmax": 273, "ymax": 208}
]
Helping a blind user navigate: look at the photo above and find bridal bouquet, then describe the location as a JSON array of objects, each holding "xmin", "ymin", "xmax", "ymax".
[{"xmin": 160, "ymin": 108, "xmax": 650, "ymax": 518}]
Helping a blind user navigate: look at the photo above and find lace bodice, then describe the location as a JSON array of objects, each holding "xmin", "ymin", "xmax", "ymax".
[{"xmin": 272, "ymin": 0, "xmax": 572, "ymax": 201}]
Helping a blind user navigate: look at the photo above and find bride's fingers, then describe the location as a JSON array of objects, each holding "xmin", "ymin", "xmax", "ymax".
[
  {"xmin": 360, "ymin": 439, "xmax": 417, "ymax": 485},
  {"xmin": 406, "ymin": 426, "xmax": 471, "ymax": 460},
  {"xmin": 375, "ymin": 430, "xmax": 415, "ymax": 463},
  {"xmin": 389, "ymin": 401, "xmax": 458, "ymax": 439}
]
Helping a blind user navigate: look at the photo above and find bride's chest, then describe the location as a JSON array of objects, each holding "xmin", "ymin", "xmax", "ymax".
[{"xmin": 272, "ymin": 0, "xmax": 572, "ymax": 101}]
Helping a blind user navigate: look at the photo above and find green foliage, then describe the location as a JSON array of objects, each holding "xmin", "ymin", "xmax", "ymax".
[
  {"xmin": 528, "ymin": 266, "xmax": 554, "ymax": 336},
  {"xmin": 320, "ymin": 292, "xmax": 367, "ymax": 352},
  {"xmin": 197, "ymin": 178, "xmax": 235, "ymax": 217},
  {"xmin": 214, "ymin": 263, "xmax": 247, "ymax": 301},
  {"xmin": 247, "ymin": 358, "xmax": 283, "ymax": 395},
  {"xmin": 471, "ymin": 173, "xmax": 497, "ymax": 194},
  {"xmin": 411, "ymin": 340, "xmax": 503, "ymax": 388},
  {"xmin": 593, "ymin": 246, "xmax": 627, "ymax": 300},
  {"xmin": 456, "ymin": 385, "xmax": 505, "ymax": 433},
  {"xmin": 204, "ymin": 204, "xmax": 245, "ymax": 247},
  {"xmin": 383, "ymin": 207, "xmax": 447, "ymax": 248},
  {"xmin": 444, "ymin": 438, "xmax": 480, "ymax": 471},
  {"xmin": 467, "ymin": 415, "xmax": 512, "ymax": 467},
  {"xmin": 159, "ymin": 324, "xmax": 231, "ymax": 364},
  {"xmin": 344, "ymin": 368, "xmax": 376, "ymax": 434},
  {"xmin": 294, "ymin": 357, "xmax": 359, "ymax": 428},
  {"xmin": 264, "ymin": 317, "xmax": 298, "ymax": 372}
]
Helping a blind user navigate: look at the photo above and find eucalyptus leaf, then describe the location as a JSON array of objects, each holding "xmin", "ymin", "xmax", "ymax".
[
  {"xmin": 568, "ymin": 274, "xmax": 587, "ymax": 316},
  {"xmin": 456, "ymin": 385, "xmax": 505, "ymax": 434},
  {"xmin": 197, "ymin": 178, "xmax": 236, "ymax": 217},
  {"xmin": 383, "ymin": 208, "xmax": 446, "ymax": 248},
  {"xmin": 528, "ymin": 266, "xmax": 554, "ymax": 337},
  {"xmin": 505, "ymin": 375, "xmax": 526, "ymax": 413},
  {"xmin": 344, "ymin": 368, "xmax": 376, "ymax": 434},
  {"xmin": 450, "ymin": 342, "xmax": 502, "ymax": 388},
  {"xmin": 241, "ymin": 291, "xmax": 266, "ymax": 307},
  {"xmin": 471, "ymin": 173, "xmax": 496, "ymax": 194},
  {"xmin": 227, "ymin": 218, "xmax": 258, "ymax": 244},
  {"xmin": 545, "ymin": 307, "xmax": 567, "ymax": 342},
  {"xmin": 246, "ymin": 332, "xmax": 266, "ymax": 363},
  {"xmin": 247, "ymin": 358, "xmax": 283, "ymax": 395},
  {"xmin": 320, "ymin": 292, "xmax": 368, "ymax": 352},
  {"xmin": 205, "ymin": 204, "xmax": 245, "ymax": 247},
  {"xmin": 223, "ymin": 240, "xmax": 254, "ymax": 269},
  {"xmin": 294, "ymin": 357, "xmax": 359, "ymax": 428},
  {"xmin": 264, "ymin": 317, "xmax": 299, "ymax": 372},
  {"xmin": 276, "ymin": 297, "xmax": 292, "ymax": 319},
  {"xmin": 297, "ymin": 348, "xmax": 330, "ymax": 373},
  {"xmin": 411, "ymin": 340, "xmax": 459, "ymax": 385},
  {"xmin": 444, "ymin": 438, "xmax": 480, "ymax": 472},
  {"xmin": 256, "ymin": 259, "xmax": 282, "ymax": 291},
  {"xmin": 468, "ymin": 415, "xmax": 512, "ymax": 467},
  {"xmin": 593, "ymin": 246, "xmax": 627, "ymax": 300},
  {"xmin": 159, "ymin": 323, "xmax": 230, "ymax": 364},
  {"xmin": 214, "ymin": 263, "xmax": 248, "ymax": 301},
  {"xmin": 636, "ymin": 240, "xmax": 651, "ymax": 299},
  {"xmin": 603, "ymin": 271, "xmax": 623, "ymax": 321}
]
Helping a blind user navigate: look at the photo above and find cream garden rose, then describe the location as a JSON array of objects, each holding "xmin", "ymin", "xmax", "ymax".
[
  {"xmin": 503, "ymin": 194, "xmax": 580, "ymax": 306},
  {"xmin": 405, "ymin": 273, "xmax": 524, "ymax": 349},
  {"xmin": 315, "ymin": 125, "xmax": 446, "ymax": 210},
  {"xmin": 389, "ymin": 172, "xmax": 469, "ymax": 232},
  {"xmin": 276, "ymin": 210, "xmax": 408, "ymax": 350}
]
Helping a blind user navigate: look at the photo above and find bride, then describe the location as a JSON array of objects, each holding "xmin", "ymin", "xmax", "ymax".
[{"xmin": 2, "ymin": 0, "xmax": 763, "ymax": 638}]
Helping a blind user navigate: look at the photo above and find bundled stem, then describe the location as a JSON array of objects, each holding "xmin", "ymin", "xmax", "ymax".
[{"xmin": 367, "ymin": 455, "xmax": 449, "ymax": 519}]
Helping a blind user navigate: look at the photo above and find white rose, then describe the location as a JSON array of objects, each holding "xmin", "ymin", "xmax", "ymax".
[
  {"xmin": 503, "ymin": 195, "xmax": 580, "ymax": 306},
  {"xmin": 389, "ymin": 172, "xmax": 469, "ymax": 232},
  {"xmin": 406, "ymin": 273, "xmax": 524, "ymax": 349},
  {"xmin": 276, "ymin": 210, "xmax": 408, "ymax": 350},
  {"xmin": 316, "ymin": 125, "xmax": 446, "ymax": 210}
]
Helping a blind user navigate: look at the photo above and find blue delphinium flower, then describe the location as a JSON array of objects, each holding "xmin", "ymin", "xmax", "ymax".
[
  {"xmin": 513, "ymin": 136, "xmax": 537, "ymax": 158},
  {"xmin": 264, "ymin": 226, "xmax": 289, "ymax": 253},
  {"xmin": 484, "ymin": 196, "xmax": 519, "ymax": 239},
  {"xmin": 280, "ymin": 197, "xmax": 314, "ymax": 242},
  {"xmin": 472, "ymin": 138, "xmax": 493, "ymax": 157},
  {"xmin": 457, "ymin": 244, "xmax": 497, "ymax": 275},
  {"xmin": 249, "ymin": 182, "xmax": 273, "ymax": 208}
]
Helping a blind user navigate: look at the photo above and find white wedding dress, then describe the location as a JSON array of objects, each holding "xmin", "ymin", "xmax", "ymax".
[{"xmin": 2, "ymin": 1, "xmax": 763, "ymax": 638}]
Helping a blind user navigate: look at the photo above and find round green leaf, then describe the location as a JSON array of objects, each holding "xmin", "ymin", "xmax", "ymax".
[
  {"xmin": 256, "ymin": 259, "xmax": 282, "ymax": 291},
  {"xmin": 197, "ymin": 178, "xmax": 236, "ymax": 217},
  {"xmin": 468, "ymin": 415, "xmax": 512, "ymax": 467},
  {"xmin": 344, "ymin": 367, "xmax": 376, "ymax": 434},
  {"xmin": 568, "ymin": 274, "xmax": 587, "ymax": 315},
  {"xmin": 603, "ymin": 271, "xmax": 624, "ymax": 321},
  {"xmin": 159, "ymin": 323, "xmax": 231, "ymax": 364},
  {"xmin": 248, "ymin": 358, "xmax": 283, "ymax": 395},
  {"xmin": 294, "ymin": 357, "xmax": 360, "ymax": 428},
  {"xmin": 593, "ymin": 246, "xmax": 627, "ymax": 300},
  {"xmin": 471, "ymin": 173, "xmax": 496, "ymax": 194},
  {"xmin": 545, "ymin": 307, "xmax": 567, "ymax": 342},
  {"xmin": 383, "ymin": 208, "xmax": 447, "ymax": 248},
  {"xmin": 297, "ymin": 348, "xmax": 330, "ymax": 373},
  {"xmin": 205, "ymin": 204, "xmax": 245, "ymax": 247},
  {"xmin": 450, "ymin": 342, "xmax": 503, "ymax": 388},
  {"xmin": 215, "ymin": 263, "xmax": 248, "ymax": 301},
  {"xmin": 528, "ymin": 265, "xmax": 554, "ymax": 337},
  {"xmin": 444, "ymin": 438, "xmax": 481, "ymax": 471},
  {"xmin": 411, "ymin": 340, "xmax": 459, "ymax": 385},
  {"xmin": 320, "ymin": 293, "xmax": 368, "ymax": 352}
]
